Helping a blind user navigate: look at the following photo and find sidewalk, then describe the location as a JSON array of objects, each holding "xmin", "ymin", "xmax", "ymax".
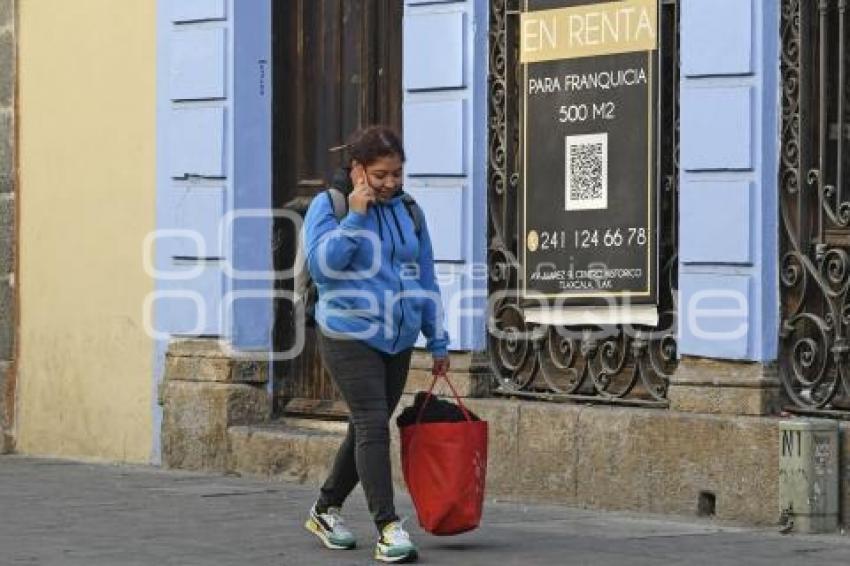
[{"xmin": 1, "ymin": 456, "xmax": 849, "ymax": 566}]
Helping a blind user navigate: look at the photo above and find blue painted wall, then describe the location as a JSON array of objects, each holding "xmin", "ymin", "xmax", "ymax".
[
  {"xmin": 155, "ymin": 0, "xmax": 272, "ymax": 461},
  {"xmin": 156, "ymin": 0, "xmax": 488, "ymax": 359},
  {"xmin": 678, "ymin": 0, "xmax": 780, "ymax": 362},
  {"xmin": 229, "ymin": 0, "xmax": 273, "ymax": 349},
  {"xmin": 403, "ymin": 0, "xmax": 489, "ymax": 352},
  {"xmin": 157, "ymin": 0, "xmax": 271, "ymax": 345}
]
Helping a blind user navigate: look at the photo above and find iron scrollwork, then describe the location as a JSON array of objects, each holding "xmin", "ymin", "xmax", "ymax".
[
  {"xmin": 780, "ymin": 0, "xmax": 850, "ymax": 411},
  {"xmin": 487, "ymin": 0, "xmax": 680, "ymax": 405}
]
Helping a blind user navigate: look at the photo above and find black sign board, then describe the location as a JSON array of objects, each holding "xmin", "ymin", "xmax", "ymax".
[{"xmin": 520, "ymin": 0, "xmax": 660, "ymax": 306}]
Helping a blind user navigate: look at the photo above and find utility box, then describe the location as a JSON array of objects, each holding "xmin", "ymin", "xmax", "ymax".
[{"xmin": 778, "ymin": 419, "xmax": 839, "ymax": 533}]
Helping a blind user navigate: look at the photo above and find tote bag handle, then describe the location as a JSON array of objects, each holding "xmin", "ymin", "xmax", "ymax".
[{"xmin": 415, "ymin": 372, "xmax": 473, "ymax": 424}]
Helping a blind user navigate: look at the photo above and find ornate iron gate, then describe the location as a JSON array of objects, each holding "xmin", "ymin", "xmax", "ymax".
[
  {"xmin": 780, "ymin": 0, "xmax": 850, "ymax": 412},
  {"xmin": 487, "ymin": 0, "xmax": 680, "ymax": 406}
]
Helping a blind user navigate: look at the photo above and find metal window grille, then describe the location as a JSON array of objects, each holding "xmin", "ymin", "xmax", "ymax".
[
  {"xmin": 486, "ymin": 0, "xmax": 680, "ymax": 406},
  {"xmin": 780, "ymin": 0, "xmax": 850, "ymax": 413}
]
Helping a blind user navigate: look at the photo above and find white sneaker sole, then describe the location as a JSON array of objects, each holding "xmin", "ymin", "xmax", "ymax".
[{"xmin": 374, "ymin": 546, "xmax": 418, "ymax": 563}]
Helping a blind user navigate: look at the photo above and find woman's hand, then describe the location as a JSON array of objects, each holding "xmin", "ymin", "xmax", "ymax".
[
  {"xmin": 431, "ymin": 355, "xmax": 450, "ymax": 377},
  {"xmin": 348, "ymin": 164, "xmax": 375, "ymax": 214}
]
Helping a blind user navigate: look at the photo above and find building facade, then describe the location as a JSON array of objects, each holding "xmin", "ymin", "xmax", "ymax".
[
  {"xmin": 4, "ymin": 0, "xmax": 850, "ymax": 527},
  {"xmin": 10, "ymin": 0, "xmax": 158, "ymax": 462},
  {"xmin": 153, "ymin": 0, "xmax": 781, "ymax": 419}
]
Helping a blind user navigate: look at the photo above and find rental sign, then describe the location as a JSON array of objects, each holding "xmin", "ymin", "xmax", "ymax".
[{"xmin": 519, "ymin": 0, "xmax": 660, "ymax": 307}]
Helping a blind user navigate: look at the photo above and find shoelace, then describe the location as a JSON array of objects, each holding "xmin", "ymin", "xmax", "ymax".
[
  {"xmin": 324, "ymin": 507, "xmax": 346, "ymax": 530},
  {"xmin": 383, "ymin": 518, "xmax": 411, "ymax": 545}
]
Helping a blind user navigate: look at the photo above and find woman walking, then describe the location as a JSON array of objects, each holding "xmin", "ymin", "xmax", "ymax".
[{"xmin": 302, "ymin": 126, "xmax": 449, "ymax": 563}]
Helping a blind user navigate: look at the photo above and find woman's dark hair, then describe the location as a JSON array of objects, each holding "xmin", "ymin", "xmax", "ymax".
[{"xmin": 344, "ymin": 125, "xmax": 406, "ymax": 166}]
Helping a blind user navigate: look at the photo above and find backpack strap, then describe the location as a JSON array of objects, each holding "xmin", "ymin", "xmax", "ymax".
[
  {"xmin": 400, "ymin": 193, "xmax": 423, "ymax": 237},
  {"xmin": 325, "ymin": 187, "xmax": 349, "ymax": 221}
]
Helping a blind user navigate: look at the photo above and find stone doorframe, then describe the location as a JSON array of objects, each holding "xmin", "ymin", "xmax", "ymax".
[{"xmin": 0, "ymin": 0, "xmax": 17, "ymax": 454}]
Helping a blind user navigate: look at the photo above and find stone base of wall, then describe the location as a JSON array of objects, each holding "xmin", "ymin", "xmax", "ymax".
[
  {"xmin": 434, "ymin": 400, "xmax": 784, "ymax": 525},
  {"xmin": 0, "ymin": 359, "xmax": 11, "ymax": 454},
  {"xmin": 160, "ymin": 339, "xmax": 270, "ymax": 471},
  {"xmin": 161, "ymin": 343, "xmax": 850, "ymax": 529},
  {"xmin": 668, "ymin": 357, "xmax": 783, "ymax": 416},
  {"xmin": 229, "ymin": 421, "xmax": 345, "ymax": 485},
  {"xmin": 218, "ymin": 399, "xmax": 850, "ymax": 529}
]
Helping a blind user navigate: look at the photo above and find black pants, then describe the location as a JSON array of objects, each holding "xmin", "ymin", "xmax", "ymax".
[{"xmin": 316, "ymin": 329, "xmax": 412, "ymax": 530}]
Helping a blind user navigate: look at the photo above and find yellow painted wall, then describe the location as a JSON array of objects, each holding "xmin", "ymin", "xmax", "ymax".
[{"xmin": 16, "ymin": 0, "xmax": 156, "ymax": 462}]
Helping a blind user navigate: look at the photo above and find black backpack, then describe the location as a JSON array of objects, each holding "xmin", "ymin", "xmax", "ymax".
[{"xmin": 293, "ymin": 188, "xmax": 424, "ymax": 323}]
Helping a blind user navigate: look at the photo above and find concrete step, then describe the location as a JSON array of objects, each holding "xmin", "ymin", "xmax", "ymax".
[
  {"xmin": 277, "ymin": 417, "xmax": 348, "ymax": 434},
  {"xmin": 227, "ymin": 399, "xmax": 801, "ymax": 527},
  {"xmin": 228, "ymin": 420, "xmax": 344, "ymax": 485}
]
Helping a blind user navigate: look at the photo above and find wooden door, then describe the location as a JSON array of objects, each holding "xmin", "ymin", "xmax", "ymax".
[{"xmin": 272, "ymin": 0, "xmax": 402, "ymax": 417}]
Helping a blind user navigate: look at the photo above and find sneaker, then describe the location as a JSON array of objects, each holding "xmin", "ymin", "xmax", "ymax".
[
  {"xmin": 375, "ymin": 519, "xmax": 418, "ymax": 563},
  {"xmin": 304, "ymin": 503, "xmax": 357, "ymax": 550}
]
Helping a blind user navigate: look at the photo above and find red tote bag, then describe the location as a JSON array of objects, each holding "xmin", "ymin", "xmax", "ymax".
[{"xmin": 399, "ymin": 374, "xmax": 488, "ymax": 536}]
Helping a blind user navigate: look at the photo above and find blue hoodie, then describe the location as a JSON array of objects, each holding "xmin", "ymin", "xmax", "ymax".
[{"xmin": 304, "ymin": 175, "xmax": 449, "ymax": 358}]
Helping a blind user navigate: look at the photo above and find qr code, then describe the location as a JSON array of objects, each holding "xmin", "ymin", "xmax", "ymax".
[{"xmin": 565, "ymin": 133, "xmax": 608, "ymax": 211}]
